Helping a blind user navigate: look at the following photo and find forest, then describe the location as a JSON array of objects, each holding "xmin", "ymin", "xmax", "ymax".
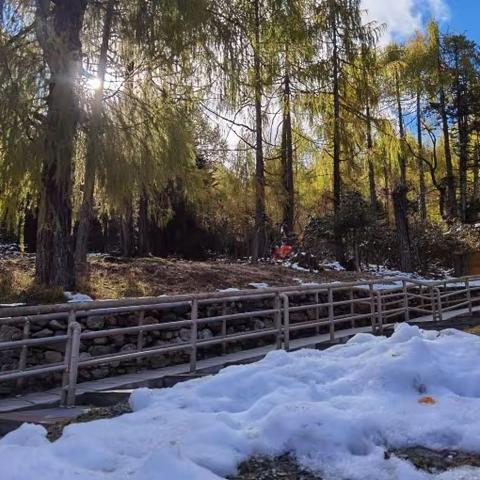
[{"xmin": 1, "ymin": 0, "xmax": 480, "ymax": 291}]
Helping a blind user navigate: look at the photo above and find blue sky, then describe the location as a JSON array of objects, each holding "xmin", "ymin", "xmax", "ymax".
[
  {"xmin": 443, "ymin": 0, "xmax": 480, "ymax": 42},
  {"xmin": 362, "ymin": 0, "xmax": 480, "ymax": 45}
]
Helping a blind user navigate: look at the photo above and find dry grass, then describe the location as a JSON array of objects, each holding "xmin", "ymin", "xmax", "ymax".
[{"xmin": 0, "ymin": 255, "xmax": 373, "ymax": 303}]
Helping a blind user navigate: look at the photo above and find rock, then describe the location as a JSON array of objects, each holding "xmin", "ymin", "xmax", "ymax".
[
  {"xmin": 161, "ymin": 331, "xmax": 176, "ymax": 341},
  {"xmin": 171, "ymin": 304, "xmax": 190, "ymax": 316},
  {"xmin": 93, "ymin": 337, "xmax": 109, "ymax": 345},
  {"xmin": 86, "ymin": 317, "xmax": 105, "ymax": 330},
  {"xmin": 179, "ymin": 328, "xmax": 191, "ymax": 342},
  {"xmin": 89, "ymin": 345, "xmax": 114, "ymax": 357},
  {"xmin": 44, "ymin": 350, "xmax": 63, "ymax": 363},
  {"xmin": 0, "ymin": 325, "xmax": 23, "ymax": 341},
  {"xmin": 253, "ymin": 319, "xmax": 265, "ymax": 330},
  {"xmin": 263, "ymin": 319, "xmax": 274, "ymax": 329},
  {"xmin": 49, "ymin": 320, "xmax": 66, "ymax": 331},
  {"xmin": 143, "ymin": 316, "xmax": 159, "ymax": 325},
  {"xmin": 90, "ymin": 366, "xmax": 109, "ymax": 380},
  {"xmin": 79, "ymin": 352, "xmax": 92, "ymax": 360},
  {"xmin": 161, "ymin": 312, "xmax": 178, "ymax": 323},
  {"xmin": 149, "ymin": 356, "xmax": 169, "ymax": 369},
  {"xmin": 112, "ymin": 334, "xmax": 126, "ymax": 347},
  {"xmin": 198, "ymin": 328, "xmax": 213, "ymax": 340},
  {"xmin": 46, "ymin": 342, "xmax": 66, "ymax": 354},
  {"xmin": 32, "ymin": 328, "xmax": 53, "ymax": 339},
  {"xmin": 120, "ymin": 343, "xmax": 137, "ymax": 353}
]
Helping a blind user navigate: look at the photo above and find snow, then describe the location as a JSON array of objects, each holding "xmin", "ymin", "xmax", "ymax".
[
  {"xmin": 64, "ymin": 292, "xmax": 93, "ymax": 303},
  {"xmin": 320, "ymin": 260, "xmax": 346, "ymax": 272},
  {"xmin": 2, "ymin": 324, "xmax": 480, "ymax": 479},
  {"xmin": 248, "ymin": 282, "xmax": 270, "ymax": 289}
]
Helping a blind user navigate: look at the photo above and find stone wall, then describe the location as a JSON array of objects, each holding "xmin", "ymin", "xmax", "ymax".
[{"xmin": 0, "ymin": 289, "xmax": 379, "ymax": 397}]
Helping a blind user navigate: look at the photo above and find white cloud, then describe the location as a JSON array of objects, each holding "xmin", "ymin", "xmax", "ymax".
[{"xmin": 362, "ymin": 0, "xmax": 450, "ymax": 44}]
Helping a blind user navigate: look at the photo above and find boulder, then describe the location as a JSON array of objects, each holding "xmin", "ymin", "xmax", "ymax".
[
  {"xmin": 32, "ymin": 328, "xmax": 53, "ymax": 339},
  {"xmin": 179, "ymin": 328, "xmax": 191, "ymax": 342},
  {"xmin": 90, "ymin": 366, "xmax": 109, "ymax": 380},
  {"xmin": 0, "ymin": 325, "xmax": 23, "ymax": 341},
  {"xmin": 49, "ymin": 320, "xmax": 66, "ymax": 331},
  {"xmin": 89, "ymin": 345, "xmax": 114, "ymax": 357},
  {"xmin": 86, "ymin": 317, "xmax": 105, "ymax": 330},
  {"xmin": 44, "ymin": 350, "xmax": 63, "ymax": 364},
  {"xmin": 198, "ymin": 328, "xmax": 213, "ymax": 340}
]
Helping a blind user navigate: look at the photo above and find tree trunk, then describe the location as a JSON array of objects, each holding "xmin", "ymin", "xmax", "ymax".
[
  {"xmin": 331, "ymin": 7, "xmax": 345, "ymax": 265},
  {"xmin": 416, "ymin": 90, "xmax": 427, "ymax": 224},
  {"xmin": 395, "ymin": 70, "xmax": 407, "ymax": 185},
  {"xmin": 473, "ymin": 136, "xmax": 480, "ymax": 202},
  {"xmin": 366, "ymin": 101, "xmax": 377, "ymax": 218},
  {"xmin": 120, "ymin": 204, "xmax": 133, "ymax": 257},
  {"xmin": 454, "ymin": 47, "xmax": 468, "ymax": 222},
  {"xmin": 394, "ymin": 70, "xmax": 413, "ymax": 272},
  {"xmin": 281, "ymin": 69, "xmax": 294, "ymax": 238},
  {"xmin": 138, "ymin": 189, "xmax": 150, "ymax": 256},
  {"xmin": 393, "ymin": 186, "xmax": 413, "ymax": 273},
  {"xmin": 251, "ymin": 0, "xmax": 266, "ymax": 261},
  {"xmin": 74, "ymin": 0, "xmax": 114, "ymax": 281},
  {"xmin": 34, "ymin": 0, "xmax": 88, "ymax": 288},
  {"xmin": 437, "ymin": 43, "xmax": 457, "ymax": 218}
]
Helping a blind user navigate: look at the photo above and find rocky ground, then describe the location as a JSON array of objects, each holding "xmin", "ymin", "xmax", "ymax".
[
  {"xmin": 389, "ymin": 447, "xmax": 480, "ymax": 473},
  {"xmin": 46, "ymin": 402, "xmax": 132, "ymax": 441},
  {"xmin": 228, "ymin": 455, "xmax": 322, "ymax": 480}
]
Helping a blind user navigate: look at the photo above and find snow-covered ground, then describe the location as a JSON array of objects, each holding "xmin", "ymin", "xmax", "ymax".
[{"xmin": 2, "ymin": 324, "xmax": 480, "ymax": 479}]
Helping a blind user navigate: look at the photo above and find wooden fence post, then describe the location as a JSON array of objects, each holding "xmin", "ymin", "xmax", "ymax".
[
  {"xmin": 190, "ymin": 299, "xmax": 198, "ymax": 373},
  {"xmin": 65, "ymin": 322, "xmax": 82, "ymax": 407},
  {"xmin": 376, "ymin": 292, "xmax": 383, "ymax": 335},
  {"xmin": 281, "ymin": 294, "xmax": 290, "ymax": 351},
  {"xmin": 16, "ymin": 319, "xmax": 31, "ymax": 390},
  {"xmin": 314, "ymin": 291, "xmax": 320, "ymax": 335},
  {"xmin": 402, "ymin": 280, "xmax": 410, "ymax": 322},
  {"xmin": 368, "ymin": 284, "xmax": 376, "ymax": 333},
  {"xmin": 350, "ymin": 288, "xmax": 355, "ymax": 329},
  {"xmin": 434, "ymin": 287, "xmax": 443, "ymax": 321},
  {"xmin": 466, "ymin": 279, "xmax": 473, "ymax": 315},
  {"xmin": 60, "ymin": 310, "xmax": 76, "ymax": 407},
  {"xmin": 274, "ymin": 294, "xmax": 282, "ymax": 349},
  {"xmin": 221, "ymin": 302, "xmax": 227, "ymax": 355},
  {"xmin": 328, "ymin": 288, "xmax": 335, "ymax": 342},
  {"xmin": 136, "ymin": 310, "xmax": 145, "ymax": 366}
]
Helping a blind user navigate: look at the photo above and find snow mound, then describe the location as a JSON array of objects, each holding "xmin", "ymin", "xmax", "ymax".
[
  {"xmin": 64, "ymin": 292, "xmax": 93, "ymax": 303},
  {"xmin": 2, "ymin": 324, "xmax": 480, "ymax": 479}
]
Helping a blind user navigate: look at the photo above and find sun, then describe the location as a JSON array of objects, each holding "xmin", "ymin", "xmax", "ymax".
[{"xmin": 87, "ymin": 77, "xmax": 102, "ymax": 91}]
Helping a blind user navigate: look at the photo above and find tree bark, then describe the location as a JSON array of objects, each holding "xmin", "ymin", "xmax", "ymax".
[
  {"xmin": 281, "ymin": 69, "xmax": 294, "ymax": 238},
  {"xmin": 416, "ymin": 89, "xmax": 427, "ymax": 224},
  {"xmin": 394, "ymin": 69, "xmax": 413, "ymax": 272},
  {"xmin": 366, "ymin": 100, "xmax": 377, "ymax": 219},
  {"xmin": 474, "ymin": 136, "xmax": 480, "ymax": 202},
  {"xmin": 75, "ymin": 0, "xmax": 115, "ymax": 281},
  {"xmin": 395, "ymin": 70, "xmax": 407, "ymax": 185},
  {"xmin": 436, "ymin": 39, "xmax": 457, "ymax": 218},
  {"xmin": 120, "ymin": 203, "xmax": 134, "ymax": 257},
  {"xmin": 251, "ymin": 0, "xmax": 266, "ymax": 261},
  {"xmin": 454, "ymin": 46, "xmax": 469, "ymax": 222},
  {"xmin": 138, "ymin": 188, "xmax": 150, "ymax": 256},
  {"xmin": 35, "ymin": 0, "xmax": 88, "ymax": 288},
  {"xmin": 393, "ymin": 186, "xmax": 413, "ymax": 273},
  {"xmin": 331, "ymin": 6, "xmax": 345, "ymax": 265}
]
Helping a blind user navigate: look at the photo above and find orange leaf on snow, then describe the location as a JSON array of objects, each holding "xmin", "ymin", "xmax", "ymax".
[{"xmin": 418, "ymin": 396, "xmax": 437, "ymax": 405}]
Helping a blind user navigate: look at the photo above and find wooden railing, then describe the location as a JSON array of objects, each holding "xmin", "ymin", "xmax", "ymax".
[{"xmin": 1, "ymin": 276, "xmax": 479, "ymax": 406}]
